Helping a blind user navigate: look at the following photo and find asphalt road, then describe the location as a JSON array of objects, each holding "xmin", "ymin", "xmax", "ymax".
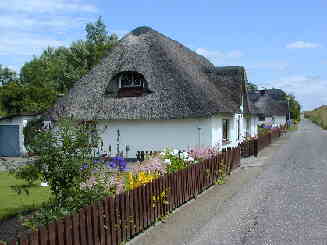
[{"xmin": 129, "ymin": 119, "xmax": 327, "ymax": 245}]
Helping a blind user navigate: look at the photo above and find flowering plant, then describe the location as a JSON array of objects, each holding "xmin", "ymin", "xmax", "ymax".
[
  {"xmin": 132, "ymin": 157, "xmax": 166, "ymax": 175},
  {"xmin": 159, "ymin": 149, "xmax": 195, "ymax": 174},
  {"xmin": 125, "ymin": 171, "xmax": 159, "ymax": 190},
  {"xmin": 106, "ymin": 156, "xmax": 127, "ymax": 171},
  {"xmin": 188, "ymin": 146, "xmax": 219, "ymax": 161}
]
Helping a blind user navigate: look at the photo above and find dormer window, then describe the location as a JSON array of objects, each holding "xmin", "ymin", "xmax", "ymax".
[
  {"xmin": 105, "ymin": 71, "xmax": 152, "ymax": 98},
  {"xmin": 119, "ymin": 72, "xmax": 145, "ymax": 89}
]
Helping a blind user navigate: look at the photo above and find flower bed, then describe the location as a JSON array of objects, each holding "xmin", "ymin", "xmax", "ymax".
[{"xmin": 1, "ymin": 147, "xmax": 240, "ymax": 245}]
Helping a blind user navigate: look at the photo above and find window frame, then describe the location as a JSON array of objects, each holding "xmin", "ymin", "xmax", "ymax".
[
  {"xmin": 222, "ymin": 119, "xmax": 230, "ymax": 141},
  {"xmin": 118, "ymin": 72, "xmax": 144, "ymax": 89}
]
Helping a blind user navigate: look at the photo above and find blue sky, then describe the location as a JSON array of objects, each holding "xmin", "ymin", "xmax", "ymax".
[{"xmin": 0, "ymin": 0, "xmax": 326, "ymax": 110}]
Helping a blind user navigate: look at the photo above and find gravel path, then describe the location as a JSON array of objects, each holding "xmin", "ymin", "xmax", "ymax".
[{"xmin": 129, "ymin": 119, "xmax": 327, "ymax": 245}]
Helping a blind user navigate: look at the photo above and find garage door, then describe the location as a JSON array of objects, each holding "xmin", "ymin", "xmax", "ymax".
[{"xmin": 0, "ymin": 125, "xmax": 20, "ymax": 157}]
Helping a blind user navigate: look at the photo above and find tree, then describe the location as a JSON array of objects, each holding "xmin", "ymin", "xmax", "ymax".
[
  {"xmin": 0, "ymin": 82, "xmax": 57, "ymax": 115},
  {"xmin": 85, "ymin": 16, "xmax": 118, "ymax": 69},
  {"xmin": 246, "ymin": 82, "xmax": 258, "ymax": 91},
  {"xmin": 285, "ymin": 94, "xmax": 301, "ymax": 122},
  {"xmin": 20, "ymin": 16, "xmax": 118, "ymax": 93},
  {"xmin": 0, "ymin": 65, "xmax": 17, "ymax": 85}
]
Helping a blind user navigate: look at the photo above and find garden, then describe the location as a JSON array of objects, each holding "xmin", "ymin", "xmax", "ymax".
[{"xmin": 0, "ymin": 119, "xmax": 224, "ymax": 243}]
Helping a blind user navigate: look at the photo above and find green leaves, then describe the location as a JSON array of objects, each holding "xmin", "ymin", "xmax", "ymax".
[{"xmin": 0, "ymin": 64, "xmax": 18, "ymax": 86}]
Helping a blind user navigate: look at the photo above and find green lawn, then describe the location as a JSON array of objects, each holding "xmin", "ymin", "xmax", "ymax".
[{"xmin": 0, "ymin": 172, "xmax": 51, "ymax": 220}]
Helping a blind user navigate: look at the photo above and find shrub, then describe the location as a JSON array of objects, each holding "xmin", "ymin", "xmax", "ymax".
[{"xmin": 11, "ymin": 118, "xmax": 115, "ymax": 228}]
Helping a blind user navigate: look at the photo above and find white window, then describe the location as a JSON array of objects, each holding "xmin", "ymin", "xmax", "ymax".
[
  {"xmin": 119, "ymin": 72, "xmax": 144, "ymax": 88},
  {"xmin": 222, "ymin": 119, "xmax": 230, "ymax": 144}
]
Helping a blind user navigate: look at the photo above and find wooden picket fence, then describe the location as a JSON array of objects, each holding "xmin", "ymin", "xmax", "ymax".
[
  {"xmin": 1, "ymin": 148, "xmax": 240, "ymax": 245},
  {"xmin": 240, "ymin": 125, "xmax": 286, "ymax": 158}
]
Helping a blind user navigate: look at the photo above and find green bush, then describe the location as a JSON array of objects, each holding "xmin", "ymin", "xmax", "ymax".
[{"xmin": 11, "ymin": 118, "xmax": 112, "ymax": 228}]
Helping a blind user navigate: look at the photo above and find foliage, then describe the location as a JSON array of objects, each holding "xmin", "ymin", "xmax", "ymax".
[
  {"xmin": 23, "ymin": 118, "xmax": 44, "ymax": 151},
  {"xmin": 304, "ymin": 105, "xmax": 327, "ymax": 130},
  {"xmin": 25, "ymin": 119, "xmax": 104, "ymax": 205},
  {"xmin": 285, "ymin": 93, "xmax": 301, "ymax": 122},
  {"xmin": 20, "ymin": 17, "xmax": 118, "ymax": 94},
  {"xmin": 258, "ymin": 125, "xmax": 271, "ymax": 136},
  {"xmin": 7, "ymin": 118, "xmax": 117, "ymax": 227},
  {"xmin": 0, "ymin": 81, "xmax": 57, "ymax": 115},
  {"xmin": 0, "ymin": 64, "xmax": 17, "ymax": 85},
  {"xmin": 160, "ymin": 149, "xmax": 193, "ymax": 174},
  {"xmin": 246, "ymin": 82, "xmax": 258, "ymax": 91}
]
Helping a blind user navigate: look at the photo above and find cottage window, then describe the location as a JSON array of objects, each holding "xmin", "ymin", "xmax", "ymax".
[
  {"xmin": 258, "ymin": 114, "xmax": 265, "ymax": 121},
  {"xmin": 222, "ymin": 119, "xmax": 229, "ymax": 142},
  {"xmin": 119, "ymin": 72, "xmax": 144, "ymax": 89},
  {"xmin": 246, "ymin": 118, "xmax": 251, "ymax": 137},
  {"xmin": 237, "ymin": 118, "xmax": 241, "ymax": 140}
]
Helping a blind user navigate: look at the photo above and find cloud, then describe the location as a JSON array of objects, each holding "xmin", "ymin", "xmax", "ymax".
[
  {"xmin": 259, "ymin": 75, "xmax": 327, "ymax": 110},
  {"xmin": 286, "ymin": 41, "xmax": 322, "ymax": 49},
  {"xmin": 247, "ymin": 61, "xmax": 289, "ymax": 71},
  {"xmin": 0, "ymin": 33, "xmax": 68, "ymax": 56},
  {"xmin": 0, "ymin": 0, "xmax": 97, "ymax": 13},
  {"xmin": 0, "ymin": 14, "xmax": 90, "ymax": 30},
  {"xmin": 0, "ymin": 0, "xmax": 99, "ymax": 71},
  {"xmin": 196, "ymin": 48, "xmax": 243, "ymax": 65}
]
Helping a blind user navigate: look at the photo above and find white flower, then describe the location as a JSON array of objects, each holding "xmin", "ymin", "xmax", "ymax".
[
  {"xmin": 172, "ymin": 149, "xmax": 179, "ymax": 156},
  {"xmin": 40, "ymin": 182, "xmax": 48, "ymax": 187},
  {"xmin": 187, "ymin": 157, "xmax": 194, "ymax": 162},
  {"xmin": 164, "ymin": 159, "xmax": 171, "ymax": 165},
  {"xmin": 160, "ymin": 152, "xmax": 165, "ymax": 156},
  {"xmin": 182, "ymin": 152, "xmax": 189, "ymax": 159}
]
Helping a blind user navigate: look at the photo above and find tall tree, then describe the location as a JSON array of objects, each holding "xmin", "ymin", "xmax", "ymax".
[
  {"xmin": 0, "ymin": 65, "xmax": 17, "ymax": 85},
  {"xmin": 285, "ymin": 93, "xmax": 301, "ymax": 121}
]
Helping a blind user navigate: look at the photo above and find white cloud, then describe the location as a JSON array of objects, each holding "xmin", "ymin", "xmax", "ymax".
[
  {"xmin": 196, "ymin": 48, "xmax": 243, "ymax": 65},
  {"xmin": 259, "ymin": 75, "xmax": 327, "ymax": 110},
  {"xmin": 0, "ymin": 0, "xmax": 98, "ymax": 67},
  {"xmin": 0, "ymin": 33, "xmax": 68, "ymax": 56},
  {"xmin": 0, "ymin": 0, "xmax": 97, "ymax": 13},
  {"xmin": 286, "ymin": 41, "xmax": 322, "ymax": 49},
  {"xmin": 247, "ymin": 61, "xmax": 289, "ymax": 71},
  {"xmin": 0, "ymin": 15, "xmax": 90, "ymax": 30}
]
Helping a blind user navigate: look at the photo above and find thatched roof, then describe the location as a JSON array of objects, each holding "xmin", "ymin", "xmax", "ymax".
[
  {"xmin": 248, "ymin": 89, "xmax": 288, "ymax": 116},
  {"xmin": 50, "ymin": 26, "xmax": 248, "ymax": 120}
]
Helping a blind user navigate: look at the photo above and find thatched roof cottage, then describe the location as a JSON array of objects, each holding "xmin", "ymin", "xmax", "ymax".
[
  {"xmin": 51, "ymin": 26, "xmax": 258, "ymax": 158},
  {"xmin": 248, "ymin": 89, "xmax": 289, "ymax": 126}
]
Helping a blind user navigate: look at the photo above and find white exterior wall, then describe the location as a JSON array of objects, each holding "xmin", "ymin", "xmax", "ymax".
[
  {"xmin": 251, "ymin": 116, "xmax": 258, "ymax": 137},
  {"xmin": 97, "ymin": 118, "xmax": 213, "ymax": 158},
  {"xmin": 272, "ymin": 115, "xmax": 286, "ymax": 127},
  {"xmin": 258, "ymin": 115, "xmax": 286, "ymax": 127},
  {"xmin": 0, "ymin": 115, "xmax": 36, "ymax": 155},
  {"xmin": 97, "ymin": 112, "xmax": 249, "ymax": 157}
]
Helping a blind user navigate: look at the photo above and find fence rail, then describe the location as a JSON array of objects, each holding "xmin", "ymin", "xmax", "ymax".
[{"xmin": 1, "ymin": 126, "xmax": 286, "ymax": 245}]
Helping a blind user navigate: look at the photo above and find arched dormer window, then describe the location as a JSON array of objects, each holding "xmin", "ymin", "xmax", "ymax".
[
  {"xmin": 106, "ymin": 71, "xmax": 151, "ymax": 98},
  {"xmin": 119, "ymin": 72, "xmax": 145, "ymax": 89}
]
